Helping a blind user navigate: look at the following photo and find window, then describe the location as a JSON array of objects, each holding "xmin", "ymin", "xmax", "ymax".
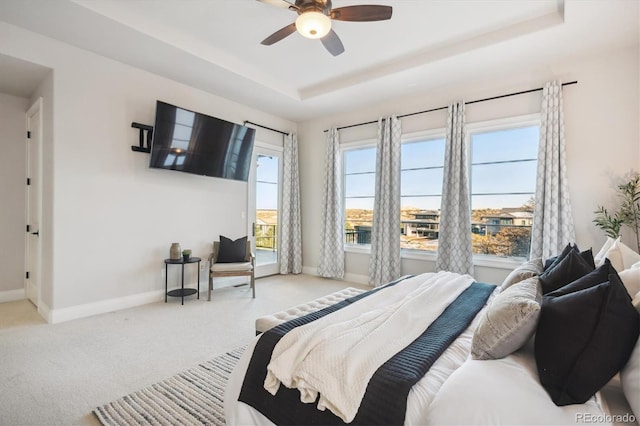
[
  {"xmin": 468, "ymin": 116, "xmax": 539, "ymax": 259},
  {"xmin": 400, "ymin": 136, "xmax": 445, "ymax": 251},
  {"xmin": 342, "ymin": 114, "xmax": 539, "ymax": 261},
  {"xmin": 344, "ymin": 145, "xmax": 376, "ymax": 245}
]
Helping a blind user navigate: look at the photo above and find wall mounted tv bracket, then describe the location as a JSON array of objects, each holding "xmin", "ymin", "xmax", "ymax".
[{"xmin": 131, "ymin": 122, "xmax": 153, "ymax": 153}]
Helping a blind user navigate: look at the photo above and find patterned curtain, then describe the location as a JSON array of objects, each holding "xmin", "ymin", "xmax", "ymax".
[
  {"xmin": 280, "ymin": 133, "xmax": 302, "ymax": 274},
  {"xmin": 318, "ymin": 128, "xmax": 345, "ymax": 278},
  {"xmin": 436, "ymin": 101, "xmax": 474, "ymax": 275},
  {"xmin": 530, "ymin": 81, "xmax": 575, "ymax": 259},
  {"xmin": 369, "ymin": 116, "xmax": 402, "ymax": 286}
]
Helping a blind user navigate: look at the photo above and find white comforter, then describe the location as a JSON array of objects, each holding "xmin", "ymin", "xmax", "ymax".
[
  {"xmin": 225, "ymin": 272, "xmax": 496, "ymax": 425},
  {"xmin": 263, "ymin": 271, "xmax": 474, "ymax": 422}
]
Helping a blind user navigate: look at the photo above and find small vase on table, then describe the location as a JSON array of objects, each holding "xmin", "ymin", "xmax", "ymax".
[{"xmin": 170, "ymin": 243, "xmax": 181, "ymax": 260}]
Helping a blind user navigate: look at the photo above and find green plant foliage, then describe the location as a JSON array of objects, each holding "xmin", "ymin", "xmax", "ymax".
[
  {"xmin": 593, "ymin": 206, "xmax": 623, "ymax": 239},
  {"xmin": 594, "ymin": 172, "xmax": 640, "ymax": 252}
]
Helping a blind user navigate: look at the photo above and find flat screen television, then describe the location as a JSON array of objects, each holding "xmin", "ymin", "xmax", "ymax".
[{"xmin": 149, "ymin": 101, "xmax": 255, "ymax": 182}]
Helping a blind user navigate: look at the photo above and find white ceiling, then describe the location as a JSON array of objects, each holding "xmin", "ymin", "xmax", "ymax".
[{"xmin": 0, "ymin": 0, "xmax": 637, "ymax": 122}]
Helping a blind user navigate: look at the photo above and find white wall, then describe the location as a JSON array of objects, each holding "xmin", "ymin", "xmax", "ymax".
[
  {"xmin": 0, "ymin": 93, "xmax": 29, "ymax": 300},
  {"xmin": 0, "ymin": 22, "xmax": 295, "ymax": 321},
  {"xmin": 298, "ymin": 45, "xmax": 640, "ymax": 286}
]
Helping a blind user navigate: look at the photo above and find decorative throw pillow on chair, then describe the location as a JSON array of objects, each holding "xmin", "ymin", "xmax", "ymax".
[{"xmin": 218, "ymin": 235, "xmax": 248, "ymax": 263}]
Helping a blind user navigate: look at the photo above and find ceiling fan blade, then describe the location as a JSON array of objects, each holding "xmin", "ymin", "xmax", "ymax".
[
  {"xmin": 321, "ymin": 29, "xmax": 345, "ymax": 56},
  {"xmin": 256, "ymin": 0, "xmax": 297, "ymax": 10},
  {"xmin": 330, "ymin": 5, "xmax": 392, "ymax": 22},
  {"xmin": 261, "ymin": 23, "xmax": 297, "ymax": 45}
]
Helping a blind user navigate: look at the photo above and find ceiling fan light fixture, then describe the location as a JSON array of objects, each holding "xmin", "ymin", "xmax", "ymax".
[{"xmin": 295, "ymin": 11, "xmax": 331, "ymax": 39}]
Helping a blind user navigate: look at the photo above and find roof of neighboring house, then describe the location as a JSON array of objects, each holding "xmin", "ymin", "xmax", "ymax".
[
  {"xmin": 402, "ymin": 219, "xmax": 440, "ymax": 224},
  {"xmin": 481, "ymin": 211, "xmax": 534, "ymax": 220},
  {"xmin": 412, "ymin": 210, "xmax": 440, "ymax": 216}
]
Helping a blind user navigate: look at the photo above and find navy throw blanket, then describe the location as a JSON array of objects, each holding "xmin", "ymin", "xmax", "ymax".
[{"xmin": 238, "ymin": 280, "xmax": 495, "ymax": 425}]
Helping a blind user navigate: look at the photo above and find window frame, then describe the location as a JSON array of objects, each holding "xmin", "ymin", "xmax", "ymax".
[{"xmin": 340, "ymin": 113, "xmax": 541, "ymax": 270}]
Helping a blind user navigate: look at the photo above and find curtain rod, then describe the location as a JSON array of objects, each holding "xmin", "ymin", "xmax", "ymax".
[
  {"xmin": 244, "ymin": 120, "xmax": 289, "ymax": 136},
  {"xmin": 323, "ymin": 81, "xmax": 578, "ymax": 133}
]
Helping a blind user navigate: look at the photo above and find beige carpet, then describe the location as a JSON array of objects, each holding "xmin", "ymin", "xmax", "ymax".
[{"xmin": 0, "ymin": 274, "xmax": 365, "ymax": 425}]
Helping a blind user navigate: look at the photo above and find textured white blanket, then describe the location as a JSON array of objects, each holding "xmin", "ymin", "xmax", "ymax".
[{"xmin": 263, "ymin": 271, "xmax": 474, "ymax": 422}]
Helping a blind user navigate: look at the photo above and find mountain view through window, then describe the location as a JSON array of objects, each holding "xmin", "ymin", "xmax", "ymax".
[{"xmin": 344, "ymin": 121, "xmax": 539, "ymax": 259}]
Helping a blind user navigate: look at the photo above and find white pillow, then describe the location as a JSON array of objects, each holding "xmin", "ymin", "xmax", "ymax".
[
  {"xmin": 618, "ymin": 241, "xmax": 640, "ymax": 270},
  {"xmin": 594, "ymin": 236, "xmax": 618, "ymax": 266},
  {"xmin": 618, "ymin": 267, "xmax": 640, "ymax": 298},
  {"xmin": 596, "ymin": 238, "xmax": 640, "ymax": 272},
  {"xmin": 632, "ymin": 290, "xmax": 640, "ymax": 311},
  {"xmin": 621, "ymin": 319, "xmax": 640, "ymax": 421}
]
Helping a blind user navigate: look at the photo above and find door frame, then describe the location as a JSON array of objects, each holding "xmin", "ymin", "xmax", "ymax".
[
  {"xmin": 25, "ymin": 97, "xmax": 43, "ymax": 308},
  {"xmin": 248, "ymin": 142, "xmax": 283, "ymax": 278}
]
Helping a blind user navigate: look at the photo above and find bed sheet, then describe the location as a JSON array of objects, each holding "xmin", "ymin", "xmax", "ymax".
[{"xmin": 424, "ymin": 340, "xmax": 612, "ymax": 426}]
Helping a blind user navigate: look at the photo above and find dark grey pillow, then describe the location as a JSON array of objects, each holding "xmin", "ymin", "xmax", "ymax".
[
  {"xmin": 539, "ymin": 249, "xmax": 594, "ymax": 294},
  {"xmin": 579, "ymin": 248, "xmax": 595, "ymax": 270},
  {"xmin": 543, "ymin": 244, "xmax": 594, "ymax": 271},
  {"xmin": 543, "ymin": 243, "xmax": 574, "ymax": 271},
  {"xmin": 217, "ymin": 235, "xmax": 247, "ymax": 263},
  {"xmin": 535, "ymin": 272, "xmax": 640, "ymax": 406},
  {"xmin": 546, "ymin": 259, "xmax": 614, "ymax": 297}
]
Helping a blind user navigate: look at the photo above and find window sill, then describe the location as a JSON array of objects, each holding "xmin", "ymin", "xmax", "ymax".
[{"xmin": 344, "ymin": 245, "xmax": 524, "ymax": 270}]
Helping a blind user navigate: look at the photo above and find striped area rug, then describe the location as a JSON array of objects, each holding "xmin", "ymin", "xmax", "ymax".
[{"xmin": 94, "ymin": 346, "xmax": 245, "ymax": 426}]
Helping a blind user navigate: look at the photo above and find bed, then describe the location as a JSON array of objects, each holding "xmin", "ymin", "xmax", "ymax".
[{"xmin": 225, "ymin": 241, "xmax": 640, "ymax": 425}]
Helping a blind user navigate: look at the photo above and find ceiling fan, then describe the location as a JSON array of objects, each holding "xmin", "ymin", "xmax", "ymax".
[{"xmin": 257, "ymin": 0, "xmax": 393, "ymax": 56}]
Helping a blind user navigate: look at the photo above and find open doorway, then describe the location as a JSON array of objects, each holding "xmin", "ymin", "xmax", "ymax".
[{"xmin": 248, "ymin": 144, "xmax": 283, "ymax": 278}]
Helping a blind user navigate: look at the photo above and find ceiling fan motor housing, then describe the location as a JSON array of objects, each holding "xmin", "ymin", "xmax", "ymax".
[
  {"xmin": 260, "ymin": 0, "xmax": 392, "ymax": 56},
  {"xmin": 295, "ymin": 0, "xmax": 332, "ymax": 15}
]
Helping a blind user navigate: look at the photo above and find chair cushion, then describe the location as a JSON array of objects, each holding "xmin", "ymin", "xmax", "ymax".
[
  {"xmin": 211, "ymin": 262, "xmax": 253, "ymax": 272},
  {"xmin": 217, "ymin": 235, "xmax": 247, "ymax": 263}
]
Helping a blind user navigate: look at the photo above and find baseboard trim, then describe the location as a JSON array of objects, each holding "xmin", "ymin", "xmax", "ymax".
[
  {"xmin": 302, "ymin": 266, "xmax": 317, "ymax": 276},
  {"xmin": 46, "ymin": 277, "xmax": 253, "ymax": 324},
  {"xmin": 0, "ymin": 288, "xmax": 26, "ymax": 303},
  {"xmin": 343, "ymin": 272, "xmax": 370, "ymax": 285},
  {"xmin": 49, "ymin": 290, "xmax": 165, "ymax": 324},
  {"xmin": 45, "ymin": 270, "xmax": 369, "ymax": 324},
  {"xmin": 38, "ymin": 301, "xmax": 52, "ymax": 323},
  {"xmin": 301, "ymin": 266, "xmax": 371, "ymax": 286}
]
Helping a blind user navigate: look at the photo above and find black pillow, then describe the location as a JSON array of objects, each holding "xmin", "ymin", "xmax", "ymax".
[
  {"xmin": 539, "ymin": 249, "xmax": 594, "ymax": 294},
  {"xmin": 543, "ymin": 244, "xmax": 595, "ymax": 272},
  {"xmin": 546, "ymin": 259, "xmax": 614, "ymax": 297},
  {"xmin": 543, "ymin": 243, "xmax": 574, "ymax": 271},
  {"xmin": 579, "ymin": 248, "xmax": 596, "ymax": 270},
  {"xmin": 535, "ymin": 272, "xmax": 639, "ymax": 406},
  {"xmin": 217, "ymin": 235, "xmax": 248, "ymax": 263}
]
